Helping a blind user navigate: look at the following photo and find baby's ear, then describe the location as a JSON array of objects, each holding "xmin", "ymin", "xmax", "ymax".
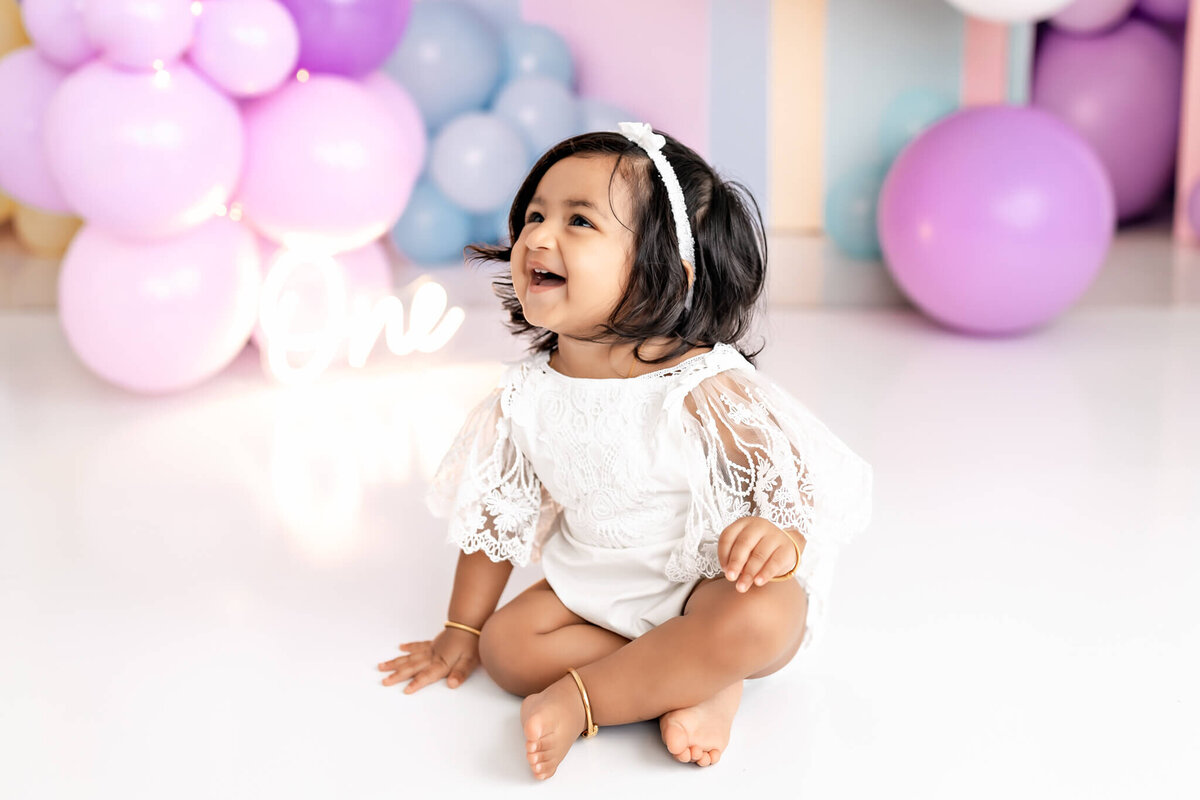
[{"xmin": 682, "ymin": 259, "xmax": 695, "ymax": 288}]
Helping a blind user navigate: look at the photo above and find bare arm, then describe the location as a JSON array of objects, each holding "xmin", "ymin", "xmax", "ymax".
[
  {"xmin": 446, "ymin": 548, "xmax": 514, "ymax": 630},
  {"xmin": 379, "ymin": 522, "xmax": 517, "ymax": 694}
]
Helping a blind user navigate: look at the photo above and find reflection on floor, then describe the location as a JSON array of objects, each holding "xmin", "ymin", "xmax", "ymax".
[{"xmin": 2, "ymin": 299, "xmax": 1197, "ymax": 798}]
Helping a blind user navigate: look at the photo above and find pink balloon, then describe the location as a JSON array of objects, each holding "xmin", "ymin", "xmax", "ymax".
[
  {"xmin": 236, "ymin": 75, "xmax": 420, "ymax": 254},
  {"xmin": 82, "ymin": 0, "xmax": 196, "ymax": 70},
  {"xmin": 0, "ymin": 47, "xmax": 72, "ymax": 214},
  {"xmin": 58, "ymin": 217, "xmax": 262, "ymax": 394},
  {"xmin": 251, "ymin": 237, "xmax": 394, "ymax": 352},
  {"xmin": 1051, "ymin": 0, "xmax": 1136, "ymax": 32},
  {"xmin": 21, "ymin": 0, "xmax": 97, "ymax": 68},
  {"xmin": 189, "ymin": 0, "xmax": 300, "ymax": 98},
  {"xmin": 43, "ymin": 60, "xmax": 243, "ymax": 239},
  {"xmin": 361, "ymin": 72, "xmax": 427, "ymax": 170}
]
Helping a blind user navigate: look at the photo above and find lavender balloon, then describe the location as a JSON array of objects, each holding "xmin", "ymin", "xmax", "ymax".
[
  {"xmin": 1033, "ymin": 19, "xmax": 1182, "ymax": 222},
  {"xmin": 1136, "ymin": 0, "xmax": 1189, "ymax": 24},
  {"xmin": 43, "ymin": 60, "xmax": 244, "ymax": 238},
  {"xmin": 20, "ymin": 0, "xmax": 96, "ymax": 68},
  {"xmin": 236, "ymin": 75, "xmax": 420, "ymax": 253},
  {"xmin": 82, "ymin": 0, "xmax": 195, "ymax": 70},
  {"xmin": 189, "ymin": 0, "xmax": 299, "ymax": 98},
  {"xmin": 877, "ymin": 107, "xmax": 1114, "ymax": 336},
  {"xmin": 58, "ymin": 217, "xmax": 261, "ymax": 394},
  {"xmin": 0, "ymin": 47, "xmax": 71, "ymax": 213},
  {"xmin": 1051, "ymin": 0, "xmax": 1137, "ymax": 32},
  {"xmin": 279, "ymin": 0, "xmax": 411, "ymax": 78}
]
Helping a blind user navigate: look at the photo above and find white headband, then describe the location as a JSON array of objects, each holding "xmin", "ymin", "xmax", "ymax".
[{"xmin": 617, "ymin": 122, "xmax": 696, "ymax": 312}]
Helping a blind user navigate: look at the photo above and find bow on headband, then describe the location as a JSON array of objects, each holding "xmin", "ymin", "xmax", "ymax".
[{"xmin": 617, "ymin": 122, "xmax": 696, "ymax": 312}]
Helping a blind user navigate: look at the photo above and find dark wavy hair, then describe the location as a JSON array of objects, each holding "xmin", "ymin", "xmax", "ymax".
[{"xmin": 466, "ymin": 129, "xmax": 767, "ymax": 367}]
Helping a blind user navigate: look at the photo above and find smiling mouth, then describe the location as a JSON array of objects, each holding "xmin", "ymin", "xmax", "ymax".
[{"xmin": 531, "ymin": 268, "xmax": 566, "ymax": 287}]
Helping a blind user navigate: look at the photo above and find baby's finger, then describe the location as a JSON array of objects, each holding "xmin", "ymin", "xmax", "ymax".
[
  {"xmin": 446, "ymin": 653, "xmax": 474, "ymax": 689},
  {"xmin": 403, "ymin": 658, "xmax": 449, "ymax": 694},
  {"xmin": 398, "ymin": 641, "xmax": 430, "ymax": 653},
  {"xmin": 716, "ymin": 518, "xmax": 749, "ymax": 570},
  {"xmin": 724, "ymin": 529, "xmax": 764, "ymax": 582},
  {"xmin": 380, "ymin": 658, "xmax": 424, "ymax": 685},
  {"xmin": 736, "ymin": 541, "xmax": 779, "ymax": 592},
  {"xmin": 377, "ymin": 652, "xmax": 417, "ymax": 670},
  {"xmin": 748, "ymin": 543, "xmax": 794, "ymax": 588}
]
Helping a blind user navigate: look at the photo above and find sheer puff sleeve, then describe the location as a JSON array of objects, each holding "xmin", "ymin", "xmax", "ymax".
[
  {"xmin": 426, "ymin": 380, "xmax": 559, "ymax": 566},
  {"xmin": 666, "ymin": 366, "xmax": 873, "ymax": 585}
]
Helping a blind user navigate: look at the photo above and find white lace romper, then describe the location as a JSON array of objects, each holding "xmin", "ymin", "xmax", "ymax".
[{"xmin": 427, "ymin": 343, "xmax": 873, "ymax": 652}]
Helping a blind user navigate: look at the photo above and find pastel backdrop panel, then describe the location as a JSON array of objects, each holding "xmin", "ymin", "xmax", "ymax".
[
  {"xmin": 1175, "ymin": 0, "xmax": 1200, "ymax": 244},
  {"xmin": 520, "ymin": 0, "xmax": 711, "ymax": 158},
  {"xmin": 768, "ymin": 0, "xmax": 825, "ymax": 233},
  {"xmin": 710, "ymin": 0, "xmax": 771, "ymax": 224}
]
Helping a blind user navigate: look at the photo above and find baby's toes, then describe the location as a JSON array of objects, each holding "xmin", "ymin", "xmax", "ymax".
[
  {"xmin": 697, "ymin": 751, "xmax": 712, "ymax": 767},
  {"xmin": 689, "ymin": 744, "xmax": 704, "ymax": 762}
]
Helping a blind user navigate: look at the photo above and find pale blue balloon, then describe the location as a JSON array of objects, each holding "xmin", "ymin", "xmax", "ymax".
[
  {"xmin": 502, "ymin": 22, "xmax": 573, "ymax": 87},
  {"xmin": 825, "ymin": 164, "xmax": 888, "ymax": 260},
  {"xmin": 493, "ymin": 75, "xmax": 580, "ymax": 157},
  {"xmin": 390, "ymin": 179, "xmax": 473, "ymax": 265},
  {"xmin": 471, "ymin": 206, "xmax": 512, "ymax": 246},
  {"xmin": 430, "ymin": 112, "xmax": 529, "ymax": 213},
  {"xmin": 384, "ymin": 3, "xmax": 502, "ymax": 131},
  {"xmin": 575, "ymin": 97, "xmax": 630, "ymax": 135},
  {"xmin": 879, "ymin": 88, "xmax": 957, "ymax": 164}
]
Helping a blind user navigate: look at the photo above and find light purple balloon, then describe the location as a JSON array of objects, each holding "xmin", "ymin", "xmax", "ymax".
[
  {"xmin": 236, "ymin": 75, "xmax": 420, "ymax": 253},
  {"xmin": 58, "ymin": 217, "xmax": 262, "ymax": 394},
  {"xmin": 430, "ymin": 113, "xmax": 528, "ymax": 213},
  {"xmin": 189, "ymin": 0, "xmax": 300, "ymax": 98},
  {"xmin": 877, "ymin": 107, "xmax": 1115, "ymax": 336},
  {"xmin": 82, "ymin": 0, "xmax": 195, "ymax": 70},
  {"xmin": 1051, "ymin": 0, "xmax": 1136, "ymax": 32},
  {"xmin": 1033, "ymin": 19, "xmax": 1182, "ymax": 222},
  {"xmin": 361, "ymin": 72, "xmax": 427, "ymax": 170},
  {"xmin": 1136, "ymin": 0, "xmax": 1189, "ymax": 24},
  {"xmin": 43, "ymin": 60, "xmax": 243, "ymax": 239},
  {"xmin": 0, "ymin": 47, "xmax": 72, "ymax": 214},
  {"xmin": 278, "ymin": 0, "xmax": 412, "ymax": 78},
  {"xmin": 21, "ymin": 0, "xmax": 97, "ymax": 68}
]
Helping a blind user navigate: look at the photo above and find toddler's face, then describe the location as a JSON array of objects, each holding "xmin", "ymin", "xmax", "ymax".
[{"xmin": 510, "ymin": 154, "xmax": 637, "ymax": 339}]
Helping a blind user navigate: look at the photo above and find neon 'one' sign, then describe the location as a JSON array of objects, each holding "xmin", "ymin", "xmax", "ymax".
[{"xmin": 257, "ymin": 248, "xmax": 465, "ymax": 384}]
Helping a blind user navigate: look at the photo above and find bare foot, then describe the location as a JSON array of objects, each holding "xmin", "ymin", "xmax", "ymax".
[
  {"xmin": 520, "ymin": 674, "xmax": 588, "ymax": 781},
  {"xmin": 659, "ymin": 681, "xmax": 744, "ymax": 767}
]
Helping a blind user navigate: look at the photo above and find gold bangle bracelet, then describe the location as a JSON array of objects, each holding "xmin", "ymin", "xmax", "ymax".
[
  {"xmin": 444, "ymin": 620, "xmax": 482, "ymax": 636},
  {"xmin": 768, "ymin": 533, "xmax": 803, "ymax": 583},
  {"xmin": 567, "ymin": 667, "xmax": 598, "ymax": 738}
]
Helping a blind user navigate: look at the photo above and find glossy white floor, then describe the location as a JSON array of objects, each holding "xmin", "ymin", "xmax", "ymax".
[{"xmin": 2, "ymin": 290, "xmax": 1198, "ymax": 798}]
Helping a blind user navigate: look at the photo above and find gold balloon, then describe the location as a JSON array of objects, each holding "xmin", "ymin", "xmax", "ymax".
[
  {"xmin": 0, "ymin": 0, "xmax": 30, "ymax": 57},
  {"xmin": 0, "ymin": 191, "xmax": 14, "ymax": 224},
  {"xmin": 13, "ymin": 204, "xmax": 83, "ymax": 258}
]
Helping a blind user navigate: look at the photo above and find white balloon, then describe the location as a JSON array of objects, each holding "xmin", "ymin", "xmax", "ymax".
[{"xmin": 945, "ymin": 0, "xmax": 1074, "ymax": 22}]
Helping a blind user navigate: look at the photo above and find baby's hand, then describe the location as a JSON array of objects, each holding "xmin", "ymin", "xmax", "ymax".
[
  {"xmin": 718, "ymin": 516, "xmax": 804, "ymax": 592},
  {"xmin": 377, "ymin": 627, "xmax": 481, "ymax": 694}
]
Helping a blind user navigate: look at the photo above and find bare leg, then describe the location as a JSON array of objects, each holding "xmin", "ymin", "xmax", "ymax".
[{"xmin": 521, "ymin": 575, "xmax": 808, "ymax": 780}]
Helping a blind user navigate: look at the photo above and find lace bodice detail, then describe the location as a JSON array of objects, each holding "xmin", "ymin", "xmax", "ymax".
[{"xmin": 426, "ymin": 343, "xmax": 873, "ymax": 584}]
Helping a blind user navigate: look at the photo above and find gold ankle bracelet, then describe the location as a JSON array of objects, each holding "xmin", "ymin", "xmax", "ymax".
[{"xmin": 567, "ymin": 668, "xmax": 598, "ymax": 738}]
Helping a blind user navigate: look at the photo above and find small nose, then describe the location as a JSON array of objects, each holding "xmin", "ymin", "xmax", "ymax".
[{"xmin": 522, "ymin": 219, "xmax": 555, "ymax": 250}]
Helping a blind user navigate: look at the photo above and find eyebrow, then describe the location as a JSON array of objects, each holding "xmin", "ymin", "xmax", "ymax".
[{"xmin": 528, "ymin": 195, "xmax": 609, "ymax": 218}]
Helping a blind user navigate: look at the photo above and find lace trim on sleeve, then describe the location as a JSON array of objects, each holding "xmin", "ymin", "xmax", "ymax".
[
  {"xmin": 426, "ymin": 380, "xmax": 551, "ymax": 566},
  {"xmin": 666, "ymin": 368, "xmax": 872, "ymax": 583}
]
